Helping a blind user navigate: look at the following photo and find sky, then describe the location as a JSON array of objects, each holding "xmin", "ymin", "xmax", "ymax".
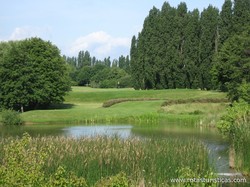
[{"xmin": 1, "ymin": 0, "xmax": 224, "ymax": 60}]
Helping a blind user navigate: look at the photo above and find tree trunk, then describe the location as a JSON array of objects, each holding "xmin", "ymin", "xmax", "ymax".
[{"xmin": 21, "ymin": 105, "xmax": 24, "ymax": 113}]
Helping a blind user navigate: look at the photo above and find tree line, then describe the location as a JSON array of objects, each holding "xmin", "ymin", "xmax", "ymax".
[
  {"xmin": 64, "ymin": 51, "xmax": 132, "ymax": 88},
  {"xmin": 0, "ymin": 0, "xmax": 249, "ymax": 112},
  {"xmin": 130, "ymin": 0, "xmax": 250, "ymax": 96}
]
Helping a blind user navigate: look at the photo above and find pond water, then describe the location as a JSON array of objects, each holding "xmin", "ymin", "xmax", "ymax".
[{"xmin": 0, "ymin": 123, "xmax": 246, "ymax": 183}]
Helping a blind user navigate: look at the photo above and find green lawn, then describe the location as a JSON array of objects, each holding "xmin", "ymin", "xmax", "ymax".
[{"xmin": 17, "ymin": 87, "xmax": 227, "ymax": 124}]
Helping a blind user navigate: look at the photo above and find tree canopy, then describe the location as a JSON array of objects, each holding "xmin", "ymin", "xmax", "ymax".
[
  {"xmin": 0, "ymin": 38, "xmax": 71, "ymax": 111},
  {"xmin": 64, "ymin": 50, "xmax": 131, "ymax": 88},
  {"xmin": 212, "ymin": 28, "xmax": 250, "ymax": 102},
  {"xmin": 130, "ymin": 0, "xmax": 250, "ymax": 91}
]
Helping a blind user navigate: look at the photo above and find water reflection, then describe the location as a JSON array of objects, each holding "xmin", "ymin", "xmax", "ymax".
[{"xmin": 62, "ymin": 125, "xmax": 132, "ymax": 138}]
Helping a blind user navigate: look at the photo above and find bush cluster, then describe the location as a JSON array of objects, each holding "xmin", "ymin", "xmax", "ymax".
[{"xmin": 1, "ymin": 109, "xmax": 23, "ymax": 125}]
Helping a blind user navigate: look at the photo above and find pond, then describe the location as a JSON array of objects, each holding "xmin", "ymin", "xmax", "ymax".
[{"xmin": 0, "ymin": 123, "xmax": 230, "ymax": 174}]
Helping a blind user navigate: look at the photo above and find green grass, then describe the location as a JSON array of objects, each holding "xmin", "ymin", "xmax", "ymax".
[
  {"xmin": 1, "ymin": 87, "xmax": 227, "ymax": 124},
  {"xmin": 162, "ymin": 103, "xmax": 229, "ymax": 126}
]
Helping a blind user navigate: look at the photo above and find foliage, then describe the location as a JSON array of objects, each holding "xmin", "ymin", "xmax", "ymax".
[
  {"xmin": 64, "ymin": 50, "xmax": 131, "ymax": 88},
  {"xmin": 217, "ymin": 100, "xmax": 250, "ymax": 173},
  {"xmin": 117, "ymin": 75, "xmax": 133, "ymax": 88},
  {"xmin": 219, "ymin": 0, "xmax": 233, "ymax": 47},
  {"xmin": 0, "ymin": 38, "xmax": 71, "ymax": 111},
  {"xmin": 237, "ymin": 80, "xmax": 250, "ymax": 104},
  {"xmin": 176, "ymin": 167, "xmax": 217, "ymax": 187},
  {"xmin": 212, "ymin": 28, "xmax": 250, "ymax": 102},
  {"xmin": 232, "ymin": 0, "xmax": 250, "ymax": 34},
  {"xmin": 217, "ymin": 101, "xmax": 250, "ymax": 141},
  {"xmin": 0, "ymin": 133, "xmax": 87, "ymax": 187},
  {"xmin": 48, "ymin": 166, "xmax": 87, "ymax": 187},
  {"xmin": 0, "ymin": 134, "xmax": 212, "ymax": 186},
  {"xmin": 0, "ymin": 133, "xmax": 47, "ymax": 186},
  {"xmin": 91, "ymin": 67, "xmax": 128, "ymax": 88},
  {"xmin": 94, "ymin": 172, "xmax": 129, "ymax": 187},
  {"xmin": 1, "ymin": 109, "xmax": 23, "ymax": 126},
  {"xmin": 130, "ymin": 1, "xmax": 250, "ymax": 90}
]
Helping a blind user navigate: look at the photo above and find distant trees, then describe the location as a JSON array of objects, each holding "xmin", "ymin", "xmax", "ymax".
[
  {"xmin": 0, "ymin": 38, "xmax": 71, "ymax": 111},
  {"xmin": 64, "ymin": 51, "xmax": 132, "ymax": 88},
  {"xmin": 130, "ymin": 0, "xmax": 250, "ymax": 91}
]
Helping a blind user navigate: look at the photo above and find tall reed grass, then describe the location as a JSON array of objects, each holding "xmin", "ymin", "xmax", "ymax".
[{"xmin": 0, "ymin": 135, "xmax": 212, "ymax": 186}]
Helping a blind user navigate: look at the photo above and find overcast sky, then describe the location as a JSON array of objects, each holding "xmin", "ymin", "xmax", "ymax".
[{"xmin": 1, "ymin": 0, "xmax": 224, "ymax": 60}]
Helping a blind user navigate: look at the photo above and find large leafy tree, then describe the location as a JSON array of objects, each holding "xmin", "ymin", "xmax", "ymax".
[{"xmin": 0, "ymin": 38, "xmax": 71, "ymax": 112}]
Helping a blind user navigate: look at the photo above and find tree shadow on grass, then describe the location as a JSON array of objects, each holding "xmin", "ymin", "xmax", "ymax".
[{"xmin": 39, "ymin": 103, "xmax": 76, "ymax": 110}]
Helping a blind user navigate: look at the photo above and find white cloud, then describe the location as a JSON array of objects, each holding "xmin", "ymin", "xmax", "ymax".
[
  {"xmin": 69, "ymin": 31, "xmax": 130, "ymax": 59},
  {"xmin": 9, "ymin": 26, "xmax": 52, "ymax": 41}
]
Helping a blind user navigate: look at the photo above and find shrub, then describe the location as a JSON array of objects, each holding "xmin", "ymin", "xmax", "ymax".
[
  {"xmin": 1, "ymin": 109, "xmax": 23, "ymax": 125},
  {"xmin": 118, "ymin": 75, "xmax": 133, "ymax": 88},
  {"xmin": 0, "ymin": 133, "xmax": 47, "ymax": 186},
  {"xmin": 217, "ymin": 101, "xmax": 250, "ymax": 140},
  {"xmin": 94, "ymin": 172, "xmax": 129, "ymax": 187},
  {"xmin": 48, "ymin": 166, "xmax": 87, "ymax": 187},
  {"xmin": 217, "ymin": 101, "xmax": 250, "ymax": 173},
  {"xmin": 100, "ymin": 79, "xmax": 117, "ymax": 88},
  {"xmin": 0, "ymin": 133, "xmax": 88, "ymax": 187},
  {"xmin": 176, "ymin": 167, "xmax": 217, "ymax": 187}
]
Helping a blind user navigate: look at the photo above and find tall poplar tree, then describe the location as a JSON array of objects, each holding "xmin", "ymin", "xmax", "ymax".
[
  {"xmin": 219, "ymin": 0, "xmax": 233, "ymax": 47},
  {"xmin": 130, "ymin": 35, "xmax": 141, "ymax": 89},
  {"xmin": 183, "ymin": 9, "xmax": 200, "ymax": 88},
  {"xmin": 199, "ymin": 6, "xmax": 219, "ymax": 89},
  {"xmin": 233, "ymin": 0, "xmax": 250, "ymax": 34},
  {"xmin": 140, "ymin": 7, "xmax": 161, "ymax": 89}
]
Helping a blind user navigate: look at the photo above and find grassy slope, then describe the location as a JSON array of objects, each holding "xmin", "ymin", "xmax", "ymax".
[{"xmin": 20, "ymin": 87, "xmax": 227, "ymax": 124}]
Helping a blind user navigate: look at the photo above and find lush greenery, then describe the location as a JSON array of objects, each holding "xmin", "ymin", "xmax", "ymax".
[
  {"xmin": 1, "ymin": 109, "xmax": 23, "ymax": 126},
  {"xmin": 217, "ymin": 101, "xmax": 250, "ymax": 175},
  {"xmin": 0, "ymin": 133, "xmax": 215, "ymax": 186},
  {"xmin": 130, "ymin": 0, "xmax": 250, "ymax": 91},
  {"xmin": 212, "ymin": 28, "xmax": 250, "ymax": 102},
  {"xmin": 64, "ymin": 52, "xmax": 132, "ymax": 88},
  {"xmin": 0, "ymin": 133, "xmax": 131, "ymax": 187},
  {"xmin": 12, "ymin": 87, "xmax": 227, "ymax": 124},
  {"xmin": 0, "ymin": 38, "xmax": 71, "ymax": 112}
]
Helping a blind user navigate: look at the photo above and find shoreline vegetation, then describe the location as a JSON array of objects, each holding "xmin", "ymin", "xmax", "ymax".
[{"xmin": 0, "ymin": 133, "xmax": 215, "ymax": 186}]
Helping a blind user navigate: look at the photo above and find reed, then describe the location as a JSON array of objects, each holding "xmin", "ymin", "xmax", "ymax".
[{"xmin": 0, "ymin": 135, "xmax": 213, "ymax": 186}]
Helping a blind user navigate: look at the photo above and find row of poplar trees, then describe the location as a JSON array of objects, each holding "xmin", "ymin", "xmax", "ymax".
[{"xmin": 130, "ymin": 0, "xmax": 250, "ymax": 90}]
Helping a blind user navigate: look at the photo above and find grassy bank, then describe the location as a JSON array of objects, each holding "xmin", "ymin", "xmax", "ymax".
[
  {"xmin": 14, "ymin": 87, "xmax": 227, "ymax": 125},
  {"xmin": 0, "ymin": 134, "xmax": 214, "ymax": 186}
]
